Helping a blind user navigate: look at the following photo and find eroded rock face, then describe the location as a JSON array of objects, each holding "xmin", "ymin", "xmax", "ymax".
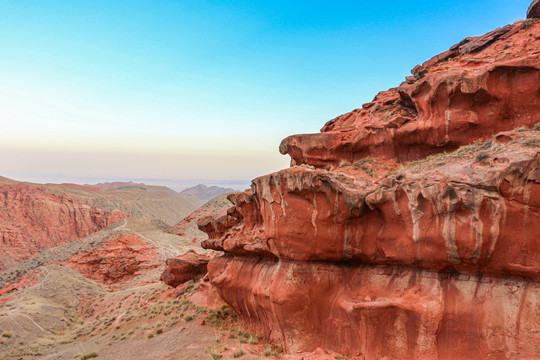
[
  {"xmin": 65, "ymin": 233, "xmax": 158, "ymax": 285},
  {"xmin": 198, "ymin": 7, "xmax": 540, "ymax": 360},
  {"xmin": 280, "ymin": 20, "xmax": 540, "ymax": 170},
  {"xmin": 160, "ymin": 250, "xmax": 210, "ymax": 288},
  {"xmin": 529, "ymin": 0, "xmax": 540, "ymax": 18},
  {"xmin": 203, "ymin": 133, "xmax": 540, "ymax": 359},
  {"xmin": 203, "ymin": 133, "xmax": 540, "ymax": 281},
  {"xmin": 0, "ymin": 183, "xmax": 128, "ymax": 270},
  {"xmin": 211, "ymin": 255, "xmax": 539, "ymax": 359}
]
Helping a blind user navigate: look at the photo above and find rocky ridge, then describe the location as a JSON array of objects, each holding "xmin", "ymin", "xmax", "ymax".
[
  {"xmin": 0, "ymin": 177, "xmax": 212, "ymax": 271},
  {"xmin": 197, "ymin": 7, "xmax": 540, "ymax": 360},
  {"xmin": 0, "ymin": 180, "xmax": 128, "ymax": 270}
]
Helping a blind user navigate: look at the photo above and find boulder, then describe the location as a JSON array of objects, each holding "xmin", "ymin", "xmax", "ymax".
[{"xmin": 161, "ymin": 250, "xmax": 210, "ymax": 288}]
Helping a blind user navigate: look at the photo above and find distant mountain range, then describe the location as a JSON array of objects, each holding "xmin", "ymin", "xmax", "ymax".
[{"xmin": 179, "ymin": 184, "xmax": 236, "ymax": 202}]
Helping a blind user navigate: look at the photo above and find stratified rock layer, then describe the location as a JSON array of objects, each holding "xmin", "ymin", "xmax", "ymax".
[
  {"xmin": 529, "ymin": 0, "xmax": 540, "ymax": 18},
  {"xmin": 199, "ymin": 11, "xmax": 540, "ymax": 360},
  {"xmin": 66, "ymin": 233, "xmax": 158, "ymax": 285},
  {"xmin": 0, "ymin": 182, "xmax": 128, "ymax": 270},
  {"xmin": 210, "ymin": 255, "xmax": 539, "ymax": 359},
  {"xmin": 280, "ymin": 20, "xmax": 540, "ymax": 170}
]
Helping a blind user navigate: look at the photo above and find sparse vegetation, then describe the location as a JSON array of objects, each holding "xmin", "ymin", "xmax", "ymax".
[
  {"xmin": 475, "ymin": 152, "xmax": 489, "ymax": 162},
  {"xmin": 352, "ymin": 158, "xmax": 376, "ymax": 177},
  {"xmin": 233, "ymin": 350, "xmax": 244, "ymax": 358},
  {"xmin": 262, "ymin": 344, "xmax": 283, "ymax": 357},
  {"xmin": 207, "ymin": 345, "xmax": 224, "ymax": 360},
  {"xmin": 522, "ymin": 19, "xmax": 534, "ymax": 29},
  {"xmin": 80, "ymin": 352, "xmax": 99, "ymax": 360},
  {"xmin": 1, "ymin": 332, "xmax": 13, "ymax": 338},
  {"xmin": 338, "ymin": 160, "xmax": 351, "ymax": 168},
  {"xmin": 524, "ymin": 139, "xmax": 540, "ymax": 147},
  {"xmin": 205, "ymin": 306, "xmax": 235, "ymax": 327}
]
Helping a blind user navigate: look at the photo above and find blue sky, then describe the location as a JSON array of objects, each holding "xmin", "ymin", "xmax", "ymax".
[{"xmin": 0, "ymin": 0, "xmax": 531, "ymax": 189}]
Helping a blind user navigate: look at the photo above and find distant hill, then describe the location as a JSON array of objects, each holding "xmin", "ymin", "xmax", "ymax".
[
  {"xmin": 0, "ymin": 176, "xmax": 202, "ymax": 270},
  {"xmin": 0, "ymin": 177, "xmax": 128, "ymax": 270},
  {"xmin": 48, "ymin": 182, "xmax": 201, "ymax": 226},
  {"xmin": 180, "ymin": 184, "xmax": 236, "ymax": 202},
  {"xmin": 168, "ymin": 194, "xmax": 232, "ymax": 241}
]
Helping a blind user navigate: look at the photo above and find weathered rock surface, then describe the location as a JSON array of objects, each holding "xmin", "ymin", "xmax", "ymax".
[
  {"xmin": 160, "ymin": 250, "xmax": 210, "ymax": 288},
  {"xmin": 204, "ymin": 137, "xmax": 540, "ymax": 360},
  {"xmin": 528, "ymin": 0, "xmax": 540, "ymax": 18},
  {"xmin": 279, "ymin": 20, "xmax": 540, "ymax": 170},
  {"xmin": 66, "ymin": 233, "xmax": 159, "ymax": 285},
  {"xmin": 210, "ymin": 255, "xmax": 539, "ymax": 359},
  {"xmin": 202, "ymin": 133, "xmax": 540, "ymax": 281},
  {"xmin": 199, "ymin": 7, "xmax": 540, "ymax": 360},
  {"xmin": 0, "ymin": 182, "xmax": 128, "ymax": 270}
]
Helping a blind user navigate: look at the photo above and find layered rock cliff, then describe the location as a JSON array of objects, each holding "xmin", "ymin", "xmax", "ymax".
[
  {"xmin": 0, "ymin": 181, "xmax": 128, "ymax": 270},
  {"xmin": 198, "ymin": 7, "xmax": 540, "ymax": 360},
  {"xmin": 280, "ymin": 16, "xmax": 540, "ymax": 170}
]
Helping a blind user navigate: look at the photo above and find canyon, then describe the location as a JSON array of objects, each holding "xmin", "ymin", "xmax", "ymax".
[
  {"xmin": 198, "ymin": 6, "xmax": 540, "ymax": 360},
  {"xmin": 0, "ymin": 177, "xmax": 234, "ymax": 271},
  {"xmin": 0, "ymin": 179, "xmax": 241, "ymax": 360},
  {"xmin": 0, "ymin": 3, "xmax": 539, "ymax": 360}
]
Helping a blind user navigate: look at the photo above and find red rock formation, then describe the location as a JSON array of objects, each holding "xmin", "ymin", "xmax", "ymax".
[
  {"xmin": 198, "ymin": 8, "xmax": 540, "ymax": 360},
  {"xmin": 0, "ymin": 183, "xmax": 128, "ymax": 270},
  {"xmin": 160, "ymin": 250, "xmax": 210, "ymax": 288},
  {"xmin": 528, "ymin": 0, "xmax": 540, "ymax": 18},
  {"xmin": 189, "ymin": 274, "xmax": 227, "ymax": 309},
  {"xmin": 279, "ymin": 20, "xmax": 540, "ymax": 170},
  {"xmin": 204, "ymin": 136, "xmax": 540, "ymax": 360},
  {"xmin": 65, "ymin": 233, "xmax": 158, "ymax": 285},
  {"xmin": 210, "ymin": 255, "xmax": 539, "ymax": 359},
  {"xmin": 203, "ymin": 134, "xmax": 540, "ymax": 280}
]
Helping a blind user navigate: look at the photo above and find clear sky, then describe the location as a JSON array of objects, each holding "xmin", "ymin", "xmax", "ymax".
[{"xmin": 0, "ymin": 0, "xmax": 531, "ymax": 189}]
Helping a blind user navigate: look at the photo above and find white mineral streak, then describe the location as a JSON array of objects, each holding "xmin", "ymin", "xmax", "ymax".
[
  {"xmin": 273, "ymin": 177, "xmax": 287, "ymax": 218},
  {"xmin": 487, "ymin": 196, "xmax": 505, "ymax": 258},
  {"xmin": 454, "ymin": 185, "xmax": 485, "ymax": 263},
  {"xmin": 311, "ymin": 193, "xmax": 318, "ymax": 240}
]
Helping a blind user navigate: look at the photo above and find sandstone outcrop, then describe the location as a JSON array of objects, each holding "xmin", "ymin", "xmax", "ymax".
[
  {"xmin": 66, "ymin": 233, "xmax": 159, "ymax": 285},
  {"xmin": 529, "ymin": 0, "xmax": 540, "ymax": 18},
  {"xmin": 160, "ymin": 250, "xmax": 210, "ymax": 288},
  {"xmin": 0, "ymin": 182, "xmax": 128, "ymax": 270},
  {"xmin": 198, "ymin": 7, "xmax": 540, "ymax": 360},
  {"xmin": 279, "ymin": 19, "xmax": 540, "ymax": 170}
]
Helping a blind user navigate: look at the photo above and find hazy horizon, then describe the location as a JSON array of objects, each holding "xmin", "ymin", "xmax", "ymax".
[
  {"xmin": 1, "ymin": 172, "xmax": 251, "ymax": 192},
  {"xmin": 0, "ymin": 0, "xmax": 531, "ymax": 185}
]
